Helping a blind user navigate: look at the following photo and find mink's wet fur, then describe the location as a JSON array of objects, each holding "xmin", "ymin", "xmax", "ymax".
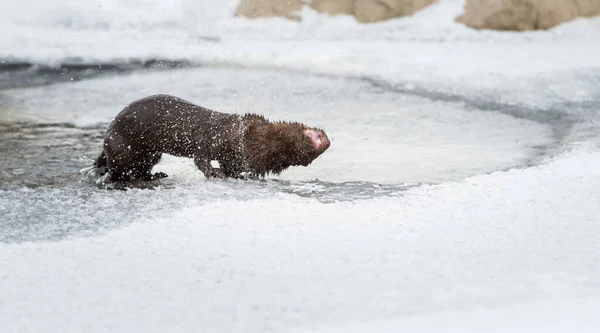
[{"xmin": 90, "ymin": 94, "xmax": 330, "ymax": 183}]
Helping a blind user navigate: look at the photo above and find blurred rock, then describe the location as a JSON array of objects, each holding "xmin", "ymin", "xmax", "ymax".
[
  {"xmin": 236, "ymin": 0, "xmax": 438, "ymax": 23},
  {"xmin": 310, "ymin": 0, "xmax": 354, "ymax": 16},
  {"xmin": 353, "ymin": 0, "xmax": 438, "ymax": 23},
  {"xmin": 234, "ymin": 0, "xmax": 304, "ymax": 21},
  {"xmin": 457, "ymin": 0, "xmax": 600, "ymax": 31}
]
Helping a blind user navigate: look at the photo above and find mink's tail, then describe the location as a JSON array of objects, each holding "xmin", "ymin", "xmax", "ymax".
[{"xmin": 94, "ymin": 150, "xmax": 108, "ymax": 171}]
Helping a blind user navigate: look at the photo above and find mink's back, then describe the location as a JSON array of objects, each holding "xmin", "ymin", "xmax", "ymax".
[{"xmin": 105, "ymin": 94, "xmax": 236, "ymax": 157}]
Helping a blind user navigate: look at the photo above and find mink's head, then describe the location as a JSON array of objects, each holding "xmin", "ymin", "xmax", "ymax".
[{"xmin": 243, "ymin": 114, "xmax": 330, "ymax": 177}]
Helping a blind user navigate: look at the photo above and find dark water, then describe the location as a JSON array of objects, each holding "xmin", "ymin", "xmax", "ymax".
[
  {"xmin": 0, "ymin": 122, "xmax": 104, "ymax": 190},
  {"xmin": 0, "ymin": 59, "xmax": 194, "ymax": 89}
]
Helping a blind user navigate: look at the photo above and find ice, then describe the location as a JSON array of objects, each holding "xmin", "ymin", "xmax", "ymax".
[{"xmin": 1, "ymin": 0, "xmax": 600, "ymax": 332}]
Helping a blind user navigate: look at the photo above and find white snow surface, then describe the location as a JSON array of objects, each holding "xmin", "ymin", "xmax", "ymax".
[
  {"xmin": 306, "ymin": 297, "xmax": 600, "ymax": 333},
  {"xmin": 2, "ymin": 146, "xmax": 600, "ymax": 333},
  {"xmin": 2, "ymin": 0, "xmax": 600, "ymax": 332}
]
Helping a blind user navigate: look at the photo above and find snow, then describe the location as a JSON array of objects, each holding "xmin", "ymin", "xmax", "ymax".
[
  {"xmin": 2, "ymin": 0, "xmax": 599, "ymax": 109},
  {"xmin": 1, "ymin": 0, "xmax": 600, "ymax": 332},
  {"xmin": 2, "ymin": 146, "xmax": 600, "ymax": 333},
  {"xmin": 307, "ymin": 297, "xmax": 600, "ymax": 333}
]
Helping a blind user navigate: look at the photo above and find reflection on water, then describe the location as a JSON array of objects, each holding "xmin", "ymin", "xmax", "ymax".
[{"xmin": 0, "ymin": 122, "xmax": 104, "ymax": 190}]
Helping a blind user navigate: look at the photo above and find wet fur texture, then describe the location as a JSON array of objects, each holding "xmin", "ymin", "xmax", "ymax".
[{"xmin": 91, "ymin": 94, "xmax": 330, "ymax": 183}]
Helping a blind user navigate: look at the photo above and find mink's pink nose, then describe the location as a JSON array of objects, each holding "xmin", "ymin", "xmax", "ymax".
[
  {"xmin": 322, "ymin": 135, "xmax": 330, "ymax": 148},
  {"xmin": 305, "ymin": 129, "xmax": 326, "ymax": 149}
]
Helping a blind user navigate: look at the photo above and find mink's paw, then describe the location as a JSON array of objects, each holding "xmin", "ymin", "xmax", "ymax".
[
  {"xmin": 151, "ymin": 172, "xmax": 169, "ymax": 180},
  {"xmin": 235, "ymin": 172, "xmax": 257, "ymax": 181},
  {"xmin": 141, "ymin": 172, "xmax": 168, "ymax": 181},
  {"xmin": 205, "ymin": 168, "xmax": 227, "ymax": 180}
]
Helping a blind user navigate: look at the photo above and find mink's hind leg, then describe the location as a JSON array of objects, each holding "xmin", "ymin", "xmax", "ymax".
[
  {"xmin": 129, "ymin": 152, "xmax": 168, "ymax": 181},
  {"xmin": 105, "ymin": 145, "xmax": 167, "ymax": 182}
]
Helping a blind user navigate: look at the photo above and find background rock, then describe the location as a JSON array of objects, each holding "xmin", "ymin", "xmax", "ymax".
[
  {"xmin": 353, "ymin": 0, "xmax": 438, "ymax": 23},
  {"xmin": 310, "ymin": 0, "xmax": 354, "ymax": 16},
  {"xmin": 236, "ymin": 0, "xmax": 438, "ymax": 23},
  {"xmin": 234, "ymin": 0, "xmax": 304, "ymax": 21},
  {"xmin": 457, "ymin": 0, "xmax": 600, "ymax": 31}
]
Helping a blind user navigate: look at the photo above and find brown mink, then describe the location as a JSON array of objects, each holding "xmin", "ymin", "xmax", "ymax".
[{"xmin": 89, "ymin": 94, "xmax": 330, "ymax": 182}]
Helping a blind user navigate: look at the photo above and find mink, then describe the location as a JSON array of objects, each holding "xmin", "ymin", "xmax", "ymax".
[{"xmin": 89, "ymin": 94, "xmax": 330, "ymax": 182}]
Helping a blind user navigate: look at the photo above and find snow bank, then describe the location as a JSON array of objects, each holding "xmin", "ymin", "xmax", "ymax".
[{"xmin": 1, "ymin": 145, "xmax": 599, "ymax": 333}]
